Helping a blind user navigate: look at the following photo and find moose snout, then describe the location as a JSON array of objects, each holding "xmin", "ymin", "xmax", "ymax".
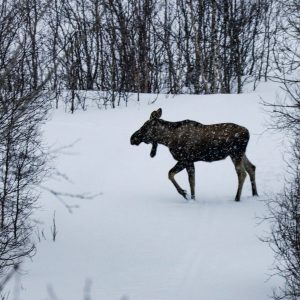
[{"xmin": 130, "ymin": 132, "xmax": 141, "ymax": 145}]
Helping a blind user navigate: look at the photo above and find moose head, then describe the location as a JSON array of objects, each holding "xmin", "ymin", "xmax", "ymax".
[
  {"xmin": 130, "ymin": 108, "xmax": 162, "ymax": 146},
  {"xmin": 130, "ymin": 108, "xmax": 162, "ymax": 157}
]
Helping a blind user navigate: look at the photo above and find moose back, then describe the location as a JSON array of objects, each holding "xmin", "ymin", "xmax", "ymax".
[{"xmin": 130, "ymin": 108, "xmax": 258, "ymax": 201}]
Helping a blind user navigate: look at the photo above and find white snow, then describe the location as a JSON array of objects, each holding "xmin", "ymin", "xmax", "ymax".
[{"xmin": 13, "ymin": 83, "xmax": 285, "ymax": 299}]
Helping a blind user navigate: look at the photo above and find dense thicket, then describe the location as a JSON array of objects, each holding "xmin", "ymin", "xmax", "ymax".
[
  {"xmin": 266, "ymin": 0, "xmax": 300, "ymax": 299},
  {"xmin": 0, "ymin": 0, "xmax": 275, "ymax": 110},
  {"xmin": 47, "ymin": 0, "xmax": 273, "ymax": 102},
  {"xmin": 0, "ymin": 0, "xmax": 50, "ymax": 280}
]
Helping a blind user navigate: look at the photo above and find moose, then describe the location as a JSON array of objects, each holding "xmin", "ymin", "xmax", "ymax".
[{"xmin": 130, "ymin": 108, "xmax": 258, "ymax": 201}]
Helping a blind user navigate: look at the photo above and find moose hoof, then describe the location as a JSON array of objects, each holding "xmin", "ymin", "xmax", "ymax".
[
  {"xmin": 179, "ymin": 190, "xmax": 188, "ymax": 199},
  {"xmin": 234, "ymin": 194, "xmax": 241, "ymax": 201}
]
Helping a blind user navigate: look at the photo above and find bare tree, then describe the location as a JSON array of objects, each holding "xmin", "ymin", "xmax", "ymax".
[
  {"xmin": 264, "ymin": 1, "xmax": 300, "ymax": 299},
  {"xmin": 39, "ymin": 0, "xmax": 274, "ymax": 110},
  {"xmin": 266, "ymin": 148, "xmax": 300, "ymax": 300},
  {"xmin": 0, "ymin": 0, "xmax": 50, "ymax": 282}
]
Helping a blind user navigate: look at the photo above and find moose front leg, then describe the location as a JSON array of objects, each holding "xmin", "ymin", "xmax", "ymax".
[
  {"xmin": 186, "ymin": 163, "xmax": 195, "ymax": 200},
  {"xmin": 168, "ymin": 162, "xmax": 188, "ymax": 199}
]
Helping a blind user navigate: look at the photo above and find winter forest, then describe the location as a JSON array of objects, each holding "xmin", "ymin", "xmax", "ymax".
[{"xmin": 0, "ymin": 0, "xmax": 299, "ymax": 299}]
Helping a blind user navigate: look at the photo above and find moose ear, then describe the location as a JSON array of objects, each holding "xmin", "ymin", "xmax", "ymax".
[{"xmin": 150, "ymin": 108, "xmax": 162, "ymax": 120}]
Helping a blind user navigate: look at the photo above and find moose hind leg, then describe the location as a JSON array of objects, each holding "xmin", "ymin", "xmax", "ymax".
[
  {"xmin": 168, "ymin": 162, "xmax": 187, "ymax": 199},
  {"xmin": 243, "ymin": 155, "xmax": 258, "ymax": 196},
  {"xmin": 232, "ymin": 157, "xmax": 247, "ymax": 202},
  {"xmin": 186, "ymin": 163, "xmax": 195, "ymax": 200}
]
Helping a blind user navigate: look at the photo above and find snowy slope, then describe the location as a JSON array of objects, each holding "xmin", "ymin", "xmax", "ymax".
[{"xmin": 14, "ymin": 83, "xmax": 285, "ymax": 300}]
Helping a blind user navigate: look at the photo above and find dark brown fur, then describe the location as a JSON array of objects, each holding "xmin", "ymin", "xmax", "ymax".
[{"xmin": 130, "ymin": 108, "xmax": 258, "ymax": 201}]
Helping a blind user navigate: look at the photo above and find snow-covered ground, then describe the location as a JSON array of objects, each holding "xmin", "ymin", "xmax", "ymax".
[{"xmin": 14, "ymin": 83, "xmax": 285, "ymax": 299}]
